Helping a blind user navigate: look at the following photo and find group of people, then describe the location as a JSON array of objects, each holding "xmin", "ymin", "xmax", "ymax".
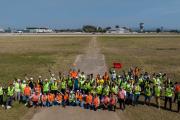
[{"xmin": 0, "ymin": 67, "xmax": 180, "ymax": 112}]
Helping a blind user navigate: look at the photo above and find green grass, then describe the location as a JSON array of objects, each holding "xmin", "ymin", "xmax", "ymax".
[
  {"xmin": 98, "ymin": 36, "xmax": 180, "ymax": 120},
  {"xmin": 0, "ymin": 36, "xmax": 90, "ymax": 120}
]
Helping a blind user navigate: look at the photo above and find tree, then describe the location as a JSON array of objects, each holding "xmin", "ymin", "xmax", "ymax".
[
  {"xmin": 115, "ymin": 25, "xmax": 119, "ymax": 29},
  {"xmin": 82, "ymin": 25, "xmax": 97, "ymax": 33},
  {"xmin": 156, "ymin": 28, "xmax": 161, "ymax": 33}
]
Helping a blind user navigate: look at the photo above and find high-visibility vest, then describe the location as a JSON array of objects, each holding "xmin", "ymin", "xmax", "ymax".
[
  {"xmin": 69, "ymin": 94, "xmax": 75, "ymax": 102},
  {"xmin": 61, "ymin": 81, "xmax": 66, "ymax": 89},
  {"xmin": 121, "ymin": 82, "xmax": 127, "ymax": 89},
  {"xmin": 165, "ymin": 87, "xmax": 173, "ymax": 97},
  {"xmin": 21, "ymin": 83, "xmax": 26, "ymax": 93},
  {"xmin": 155, "ymin": 86, "xmax": 161, "ymax": 97},
  {"xmin": 48, "ymin": 94, "xmax": 55, "ymax": 102},
  {"xmin": 86, "ymin": 82, "xmax": 91, "ymax": 91},
  {"xmin": 138, "ymin": 78, "xmax": 143, "ymax": 84},
  {"xmin": 86, "ymin": 95, "xmax": 93, "ymax": 104},
  {"xmin": 68, "ymin": 79, "xmax": 73, "ymax": 87},
  {"xmin": 43, "ymin": 82, "xmax": 49, "ymax": 92},
  {"xmin": 56, "ymin": 95, "xmax": 62, "ymax": 102},
  {"xmin": 15, "ymin": 82, "xmax": 20, "ymax": 92},
  {"xmin": 134, "ymin": 85, "xmax": 141, "ymax": 94},
  {"xmin": 24, "ymin": 86, "xmax": 31, "ymax": 96},
  {"xmin": 7, "ymin": 87, "xmax": 14, "ymax": 96},
  {"xmin": 51, "ymin": 82, "xmax": 58, "ymax": 90},
  {"xmin": 145, "ymin": 87, "xmax": 151, "ymax": 96},
  {"xmin": 96, "ymin": 85, "xmax": 102, "ymax": 94},
  {"xmin": 0, "ymin": 87, "xmax": 3, "ymax": 95},
  {"xmin": 103, "ymin": 86, "xmax": 110, "ymax": 95},
  {"xmin": 111, "ymin": 86, "xmax": 118, "ymax": 94},
  {"xmin": 126, "ymin": 84, "xmax": 132, "ymax": 93}
]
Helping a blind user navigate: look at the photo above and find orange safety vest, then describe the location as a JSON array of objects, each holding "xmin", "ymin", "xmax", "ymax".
[
  {"xmin": 35, "ymin": 86, "xmax": 41, "ymax": 94},
  {"xmin": 56, "ymin": 94, "xmax": 63, "ymax": 102},
  {"xmin": 48, "ymin": 94, "xmax": 55, "ymax": 102},
  {"xmin": 24, "ymin": 86, "xmax": 31, "ymax": 96},
  {"xmin": 175, "ymin": 84, "xmax": 180, "ymax": 92},
  {"xmin": 103, "ymin": 72, "xmax": 109, "ymax": 81},
  {"xmin": 78, "ymin": 94, "xmax": 83, "ymax": 102},
  {"xmin": 93, "ymin": 97, "xmax": 100, "ymax": 107},
  {"xmin": 70, "ymin": 71, "xmax": 78, "ymax": 78},
  {"xmin": 64, "ymin": 93, "xmax": 69, "ymax": 101},
  {"xmin": 86, "ymin": 95, "xmax": 93, "ymax": 104}
]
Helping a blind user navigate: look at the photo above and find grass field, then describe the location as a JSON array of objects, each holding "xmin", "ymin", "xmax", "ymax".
[
  {"xmin": 0, "ymin": 36, "xmax": 90, "ymax": 120},
  {"xmin": 0, "ymin": 35, "xmax": 180, "ymax": 120},
  {"xmin": 98, "ymin": 36, "xmax": 180, "ymax": 120}
]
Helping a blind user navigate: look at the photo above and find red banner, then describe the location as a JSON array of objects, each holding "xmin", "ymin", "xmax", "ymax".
[{"xmin": 113, "ymin": 63, "xmax": 122, "ymax": 69}]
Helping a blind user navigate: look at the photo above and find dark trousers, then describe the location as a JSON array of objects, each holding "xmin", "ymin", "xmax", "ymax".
[
  {"xmin": 0, "ymin": 95, "xmax": 3, "ymax": 105},
  {"xmin": 164, "ymin": 97, "xmax": 172, "ymax": 110},
  {"xmin": 178, "ymin": 101, "xmax": 180, "ymax": 112},
  {"xmin": 174, "ymin": 93, "xmax": 178, "ymax": 102},
  {"xmin": 118, "ymin": 98, "xmax": 125, "ymax": 110},
  {"xmin": 109, "ymin": 104, "xmax": 116, "ymax": 111},
  {"xmin": 6, "ymin": 96, "xmax": 13, "ymax": 106}
]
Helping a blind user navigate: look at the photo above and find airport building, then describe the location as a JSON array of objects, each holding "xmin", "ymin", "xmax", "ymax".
[
  {"xmin": 106, "ymin": 27, "xmax": 130, "ymax": 34},
  {"xmin": 26, "ymin": 27, "xmax": 53, "ymax": 33},
  {"xmin": 0, "ymin": 28, "xmax": 5, "ymax": 33}
]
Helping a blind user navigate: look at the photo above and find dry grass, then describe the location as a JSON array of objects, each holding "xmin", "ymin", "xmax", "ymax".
[
  {"xmin": 98, "ymin": 36, "xmax": 180, "ymax": 120},
  {"xmin": 0, "ymin": 36, "xmax": 90, "ymax": 120}
]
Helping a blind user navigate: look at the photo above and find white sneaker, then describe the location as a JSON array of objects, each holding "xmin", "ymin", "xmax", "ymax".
[{"xmin": 7, "ymin": 106, "xmax": 11, "ymax": 109}]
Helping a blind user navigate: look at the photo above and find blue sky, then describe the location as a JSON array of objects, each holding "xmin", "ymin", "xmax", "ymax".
[{"xmin": 0, "ymin": 0, "xmax": 180, "ymax": 29}]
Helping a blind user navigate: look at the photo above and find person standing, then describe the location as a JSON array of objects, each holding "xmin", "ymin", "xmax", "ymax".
[
  {"xmin": 164, "ymin": 85, "xmax": 173, "ymax": 110},
  {"xmin": 6, "ymin": 83, "xmax": 15, "ymax": 109},
  {"xmin": 144, "ymin": 84, "xmax": 152, "ymax": 106},
  {"xmin": 118, "ymin": 87, "xmax": 126, "ymax": 110},
  {"xmin": 0, "ymin": 83, "xmax": 3, "ymax": 107},
  {"xmin": 14, "ymin": 79, "xmax": 21, "ymax": 102},
  {"xmin": 154, "ymin": 84, "xmax": 162, "ymax": 109},
  {"xmin": 133, "ymin": 83, "xmax": 141, "ymax": 105}
]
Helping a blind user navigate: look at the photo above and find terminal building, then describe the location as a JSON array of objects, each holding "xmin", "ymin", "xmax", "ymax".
[
  {"xmin": 26, "ymin": 27, "xmax": 53, "ymax": 33},
  {"xmin": 106, "ymin": 27, "xmax": 130, "ymax": 34}
]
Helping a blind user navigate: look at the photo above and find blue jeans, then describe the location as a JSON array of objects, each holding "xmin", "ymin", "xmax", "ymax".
[{"xmin": 134, "ymin": 94, "xmax": 140, "ymax": 105}]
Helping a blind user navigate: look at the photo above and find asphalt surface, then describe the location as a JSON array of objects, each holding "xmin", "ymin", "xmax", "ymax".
[{"xmin": 30, "ymin": 36, "xmax": 123, "ymax": 120}]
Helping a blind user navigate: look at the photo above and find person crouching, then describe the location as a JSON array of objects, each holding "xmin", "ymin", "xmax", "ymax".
[
  {"xmin": 93, "ymin": 94, "xmax": 100, "ymax": 111},
  {"xmin": 55, "ymin": 92, "xmax": 63, "ymax": 106},
  {"xmin": 47, "ymin": 92, "xmax": 55, "ymax": 107},
  {"xmin": 109, "ymin": 93, "xmax": 117, "ymax": 111},
  {"xmin": 101, "ymin": 95, "xmax": 110, "ymax": 110},
  {"xmin": 30, "ymin": 91, "xmax": 40, "ymax": 108}
]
